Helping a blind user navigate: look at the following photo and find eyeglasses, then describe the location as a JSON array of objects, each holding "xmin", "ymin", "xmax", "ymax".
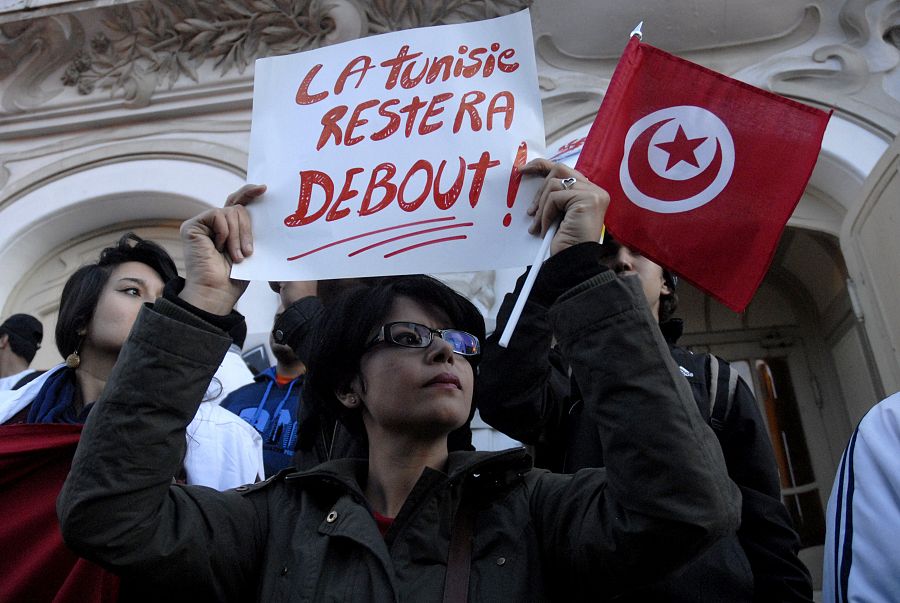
[{"xmin": 367, "ymin": 322, "xmax": 481, "ymax": 356}]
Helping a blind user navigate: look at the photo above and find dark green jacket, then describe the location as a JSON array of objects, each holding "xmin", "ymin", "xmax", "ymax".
[
  {"xmin": 477, "ymin": 244, "xmax": 813, "ymax": 601},
  {"xmin": 58, "ymin": 272, "xmax": 739, "ymax": 601}
]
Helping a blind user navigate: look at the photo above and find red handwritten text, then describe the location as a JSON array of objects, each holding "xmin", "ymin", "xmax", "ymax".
[
  {"xmin": 294, "ymin": 42, "xmax": 519, "ymax": 105},
  {"xmin": 315, "ymin": 91, "xmax": 514, "ymax": 151},
  {"xmin": 284, "ymin": 151, "xmax": 501, "ymax": 228}
]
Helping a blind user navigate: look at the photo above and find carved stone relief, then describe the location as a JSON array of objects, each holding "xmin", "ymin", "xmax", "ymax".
[
  {"xmin": 737, "ymin": 0, "xmax": 900, "ymax": 133},
  {"xmin": 531, "ymin": 1, "xmax": 899, "ymax": 137},
  {"xmin": 0, "ymin": 0, "xmax": 532, "ymax": 112}
]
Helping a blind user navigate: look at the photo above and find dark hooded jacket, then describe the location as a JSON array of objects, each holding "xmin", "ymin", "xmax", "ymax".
[
  {"xmin": 58, "ymin": 269, "xmax": 739, "ymax": 601},
  {"xmin": 477, "ymin": 242, "xmax": 813, "ymax": 602}
]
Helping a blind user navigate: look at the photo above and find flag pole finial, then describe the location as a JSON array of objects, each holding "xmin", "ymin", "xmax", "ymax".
[{"xmin": 630, "ymin": 21, "xmax": 643, "ymax": 40}]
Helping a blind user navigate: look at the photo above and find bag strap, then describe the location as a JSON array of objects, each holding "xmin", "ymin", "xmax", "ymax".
[
  {"xmin": 708, "ymin": 355, "xmax": 738, "ymax": 432},
  {"xmin": 443, "ymin": 496, "xmax": 475, "ymax": 603}
]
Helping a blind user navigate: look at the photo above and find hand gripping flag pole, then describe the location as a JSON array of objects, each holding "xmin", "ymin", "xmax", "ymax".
[{"xmin": 497, "ymin": 23, "xmax": 644, "ymax": 349}]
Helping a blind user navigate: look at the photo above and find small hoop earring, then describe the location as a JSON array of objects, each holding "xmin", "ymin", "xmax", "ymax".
[{"xmin": 65, "ymin": 350, "xmax": 81, "ymax": 369}]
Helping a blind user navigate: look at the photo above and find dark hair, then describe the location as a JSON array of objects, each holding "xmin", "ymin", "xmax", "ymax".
[
  {"xmin": 305, "ymin": 275, "xmax": 485, "ymax": 449},
  {"xmin": 3, "ymin": 333, "xmax": 35, "ymax": 363},
  {"xmin": 0, "ymin": 314, "xmax": 43, "ymax": 363},
  {"xmin": 55, "ymin": 233, "xmax": 178, "ymax": 358},
  {"xmin": 659, "ymin": 270, "xmax": 679, "ymax": 323}
]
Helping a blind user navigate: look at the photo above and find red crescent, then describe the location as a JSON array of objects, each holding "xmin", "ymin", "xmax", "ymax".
[{"xmin": 627, "ymin": 119, "xmax": 723, "ymax": 202}]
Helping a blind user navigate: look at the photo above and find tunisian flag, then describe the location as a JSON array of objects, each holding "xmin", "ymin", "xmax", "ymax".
[
  {"xmin": 576, "ymin": 36, "xmax": 830, "ymax": 312},
  {"xmin": 0, "ymin": 424, "xmax": 119, "ymax": 602}
]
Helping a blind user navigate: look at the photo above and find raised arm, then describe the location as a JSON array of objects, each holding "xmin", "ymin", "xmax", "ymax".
[
  {"xmin": 476, "ymin": 160, "xmax": 608, "ymax": 454},
  {"xmin": 527, "ymin": 270, "xmax": 741, "ymax": 597},
  {"xmin": 58, "ymin": 186, "xmax": 267, "ymax": 597}
]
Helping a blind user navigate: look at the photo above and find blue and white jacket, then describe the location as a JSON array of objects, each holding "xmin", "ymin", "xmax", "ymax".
[
  {"xmin": 825, "ymin": 391, "xmax": 900, "ymax": 602},
  {"xmin": 222, "ymin": 366, "xmax": 303, "ymax": 477}
]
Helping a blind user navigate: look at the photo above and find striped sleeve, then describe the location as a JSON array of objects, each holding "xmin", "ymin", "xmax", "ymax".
[{"xmin": 824, "ymin": 392, "xmax": 900, "ymax": 603}]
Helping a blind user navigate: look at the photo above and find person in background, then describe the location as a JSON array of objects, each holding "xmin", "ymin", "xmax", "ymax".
[
  {"xmin": 0, "ymin": 234, "xmax": 262, "ymax": 602},
  {"xmin": 0, "ymin": 313, "xmax": 44, "ymax": 390},
  {"xmin": 56, "ymin": 177, "xmax": 739, "ymax": 601},
  {"xmin": 0, "ymin": 233, "xmax": 263, "ymax": 489},
  {"xmin": 476, "ymin": 159, "xmax": 813, "ymax": 602},
  {"xmin": 223, "ymin": 303, "xmax": 309, "ymax": 476},
  {"xmin": 824, "ymin": 391, "xmax": 900, "ymax": 603},
  {"xmin": 203, "ymin": 320, "xmax": 255, "ymax": 406}
]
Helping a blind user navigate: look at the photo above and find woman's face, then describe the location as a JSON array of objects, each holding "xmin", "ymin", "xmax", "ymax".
[
  {"xmin": 348, "ymin": 296, "xmax": 475, "ymax": 443},
  {"xmin": 82, "ymin": 261, "xmax": 165, "ymax": 357}
]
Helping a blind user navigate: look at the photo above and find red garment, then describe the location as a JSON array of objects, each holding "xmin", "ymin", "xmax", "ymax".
[
  {"xmin": 274, "ymin": 373, "xmax": 296, "ymax": 387},
  {"xmin": 0, "ymin": 424, "xmax": 119, "ymax": 603},
  {"xmin": 576, "ymin": 36, "xmax": 830, "ymax": 312},
  {"xmin": 372, "ymin": 510, "xmax": 395, "ymax": 537}
]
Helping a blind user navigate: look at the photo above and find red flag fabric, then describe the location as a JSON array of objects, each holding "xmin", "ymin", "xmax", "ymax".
[
  {"xmin": 575, "ymin": 36, "xmax": 830, "ymax": 312},
  {"xmin": 0, "ymin": 424, "xmax": 119, "ymax": 603}
]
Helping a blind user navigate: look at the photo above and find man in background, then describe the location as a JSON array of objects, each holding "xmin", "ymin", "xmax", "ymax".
[
  {"xmin": 0, "ymin": 314, "xmax": 43, "ymax": 391},
  {"xmin": 222, "ymin": 306, "xmax": 306, "ymax": 476}
]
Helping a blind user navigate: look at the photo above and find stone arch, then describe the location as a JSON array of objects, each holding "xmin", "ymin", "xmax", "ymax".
[{"xmin": 0, "ymin": 146, "xmax": 288, "ymax": 367}]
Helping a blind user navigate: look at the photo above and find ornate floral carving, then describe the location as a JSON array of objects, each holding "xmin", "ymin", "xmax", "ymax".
[
  {"xmin": 54, "ymin": 0, "xmax": 531, "ymax": 107},
  {"xmin": 732, "ymin": 0, "xmax": 900, "ymax": 131},
  {"xmin": 364, "ymin": 0, "xmax": 531, "ymax": 33},
  {"xmin": 0, "ymin": 15, "xmax": 85, "ymax": 112},
  {"xmin": 60, "ymin": 0, "xmax": 337, "ymax": 107}
]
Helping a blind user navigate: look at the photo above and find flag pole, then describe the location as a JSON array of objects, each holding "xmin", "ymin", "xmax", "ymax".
[
  {"xmin": 497, "ymin": 222, "xmax": 558, "ymax": 348},
  {"xmin": 630, "ymin": 21, "xmax": 643, "ymax": 40},
  {"xmin": 497, "ymin": 22, "xmax": 640, "ymax": 348}
]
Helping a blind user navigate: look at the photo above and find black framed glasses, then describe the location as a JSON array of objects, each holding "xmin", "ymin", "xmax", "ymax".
[{"xmin": 367, "ymin": 322, "xmax": 481, "ymax": 356}]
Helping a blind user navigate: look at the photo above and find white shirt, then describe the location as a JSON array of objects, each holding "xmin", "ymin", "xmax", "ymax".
[
  {"xmin": 0, "ymin": 364, "xmax": 264, "ymax": 489},
  {"xmin": 203, "ymin": 345, "xmax": 256, "ymax": 406},
  {"xmin": 0, "ymin": 369, "xmax": 37, "ymax": 391}
]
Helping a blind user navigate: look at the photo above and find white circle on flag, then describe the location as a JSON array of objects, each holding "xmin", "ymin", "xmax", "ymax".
[{"xmin": 619, "ymin": 105, "xmax": 735, "ymax": 213}]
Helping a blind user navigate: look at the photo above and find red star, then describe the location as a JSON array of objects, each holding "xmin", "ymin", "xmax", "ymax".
[{"xmin": 655, "ymin": 125, "xmax": 707, "ymax": 171}]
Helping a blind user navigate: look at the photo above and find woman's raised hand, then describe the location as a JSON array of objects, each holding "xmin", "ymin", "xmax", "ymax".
[
  {"xmin": 178, "ymin": 184, "xmax": 266, "ymax": 315},
  {"xmin": 523, "ymin": 159, "xmax": 609, "ymax": 256}
]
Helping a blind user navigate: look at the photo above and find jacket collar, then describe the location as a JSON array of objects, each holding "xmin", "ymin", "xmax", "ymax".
[
  {"xmin": 284, "ymin": 447, "xmax": 531, "ymax": 495},
  {"xmin": 659, "ymin": 318, "xmax": 684, "ymax": 345}
]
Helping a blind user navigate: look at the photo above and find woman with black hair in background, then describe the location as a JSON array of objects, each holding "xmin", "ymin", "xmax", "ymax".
[{"xmin": 0, "ymin": 233, "xmax": 263, "ymax": 488}]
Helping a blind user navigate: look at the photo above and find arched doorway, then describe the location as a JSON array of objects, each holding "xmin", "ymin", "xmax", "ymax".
[{"xmin": 676, "ymin": 227, "xmax": 881, "ymax": 586}]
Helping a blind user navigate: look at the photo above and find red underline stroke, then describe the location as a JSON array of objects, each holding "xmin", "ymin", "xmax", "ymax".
[
  {"xmin": 286, "ymin": 216, "xmax": 457, "ymax": 261},
  {"xmin": 384, "ymin": 235, "xmax": 468, "ymax": 258},
  {"xmin": 349, "ymin": 222, "xmax": 474, "ymax": 257}
]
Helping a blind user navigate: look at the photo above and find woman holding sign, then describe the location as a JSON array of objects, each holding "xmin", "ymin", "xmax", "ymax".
[{"xmin": 58, "ymin": 166, "xmax": 739, "ymax": 601}]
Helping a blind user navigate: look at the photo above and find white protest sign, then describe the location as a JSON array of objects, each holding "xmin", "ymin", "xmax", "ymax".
[{"xmin": 233, "ymin": 9, "xmax": 545, "ymax": 281}]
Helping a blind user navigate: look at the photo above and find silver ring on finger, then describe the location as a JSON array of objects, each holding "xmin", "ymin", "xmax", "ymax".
[{"xmin": 560, "ymin": 177, "xmax": 577, "ymax": 190}]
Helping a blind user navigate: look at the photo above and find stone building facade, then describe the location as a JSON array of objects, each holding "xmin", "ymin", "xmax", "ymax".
[{"xmin": 2, "ymin": 0, "xmax": 899, "ymax": 590}]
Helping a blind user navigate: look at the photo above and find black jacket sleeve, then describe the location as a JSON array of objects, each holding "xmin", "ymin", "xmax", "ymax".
[
  {"xmin": 720, "ymin": 376, "xmax": 814, "ymax": 602},
  {"xmin": 476, "ymin": 243, "xmax": 608, "ymax": 448},
  {"xmin": 57, "ymin": 299, "xmax": 266, "ymax": 599},
  {"xmin": 524, "ymin": 267, "xmax": 741, "ymax": 597}
]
